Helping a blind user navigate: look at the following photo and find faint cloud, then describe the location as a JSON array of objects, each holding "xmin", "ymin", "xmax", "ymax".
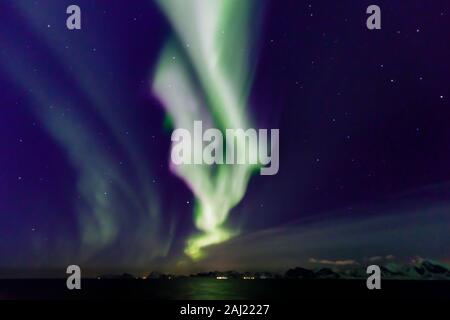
[
  {"xmin": 367, "ymin": 254, "xmax": 396, "ymax": 262},
  {"xmin": 368, "ymin": 256, "xmax": 383, "ymax": 262},
  {"xmin": 309, "ymin": 258, "xmax": 359, "ymax": 266}
]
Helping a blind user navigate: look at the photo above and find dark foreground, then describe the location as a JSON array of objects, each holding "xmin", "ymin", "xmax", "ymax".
[{"xmin": 1, "ymin": 279, "xmax": 449, "ymax": 300}]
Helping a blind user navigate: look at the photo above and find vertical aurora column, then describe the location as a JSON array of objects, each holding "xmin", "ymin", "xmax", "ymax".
[{"xmin": 152, "ymin": 0, "xmax": 261, "ymax": 259}]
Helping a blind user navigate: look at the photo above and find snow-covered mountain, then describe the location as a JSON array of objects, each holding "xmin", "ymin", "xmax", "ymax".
[{"xmin": 285, "ymin": 260, "xmax": 450, "ymax": 280}]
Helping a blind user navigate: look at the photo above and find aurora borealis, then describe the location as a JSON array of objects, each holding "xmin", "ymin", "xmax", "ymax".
[
  {"xmin": 0, "ymin": 0, "xmax": 450, "ymax": 278},
  {"xmin": 152, "ymin": 0, "xmax": 261, "ymax": 259}
]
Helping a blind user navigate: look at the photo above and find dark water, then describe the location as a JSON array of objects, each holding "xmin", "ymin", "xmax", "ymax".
[{"xmin": 1, "ymin": 279, "xmax": 449, "ymax": 300}]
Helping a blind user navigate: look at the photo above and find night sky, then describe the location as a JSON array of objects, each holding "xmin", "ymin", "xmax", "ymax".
[{"xmin": 0, "ymin": 0, "xmax": 449, "ymax": 277}]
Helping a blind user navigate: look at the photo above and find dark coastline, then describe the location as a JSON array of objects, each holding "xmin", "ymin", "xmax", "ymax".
[{"xmin": 1, "ymin": 279, "xmax": 449, "ymax": 300}]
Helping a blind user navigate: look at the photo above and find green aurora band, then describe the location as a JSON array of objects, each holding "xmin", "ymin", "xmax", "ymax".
[
  {"xmin": 1, "ymin": 2, "xmax": 172, "ymax": 268},
  {"xmin": 153, "ymin": 0, "xmax": 262, "ymax": 260}
]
